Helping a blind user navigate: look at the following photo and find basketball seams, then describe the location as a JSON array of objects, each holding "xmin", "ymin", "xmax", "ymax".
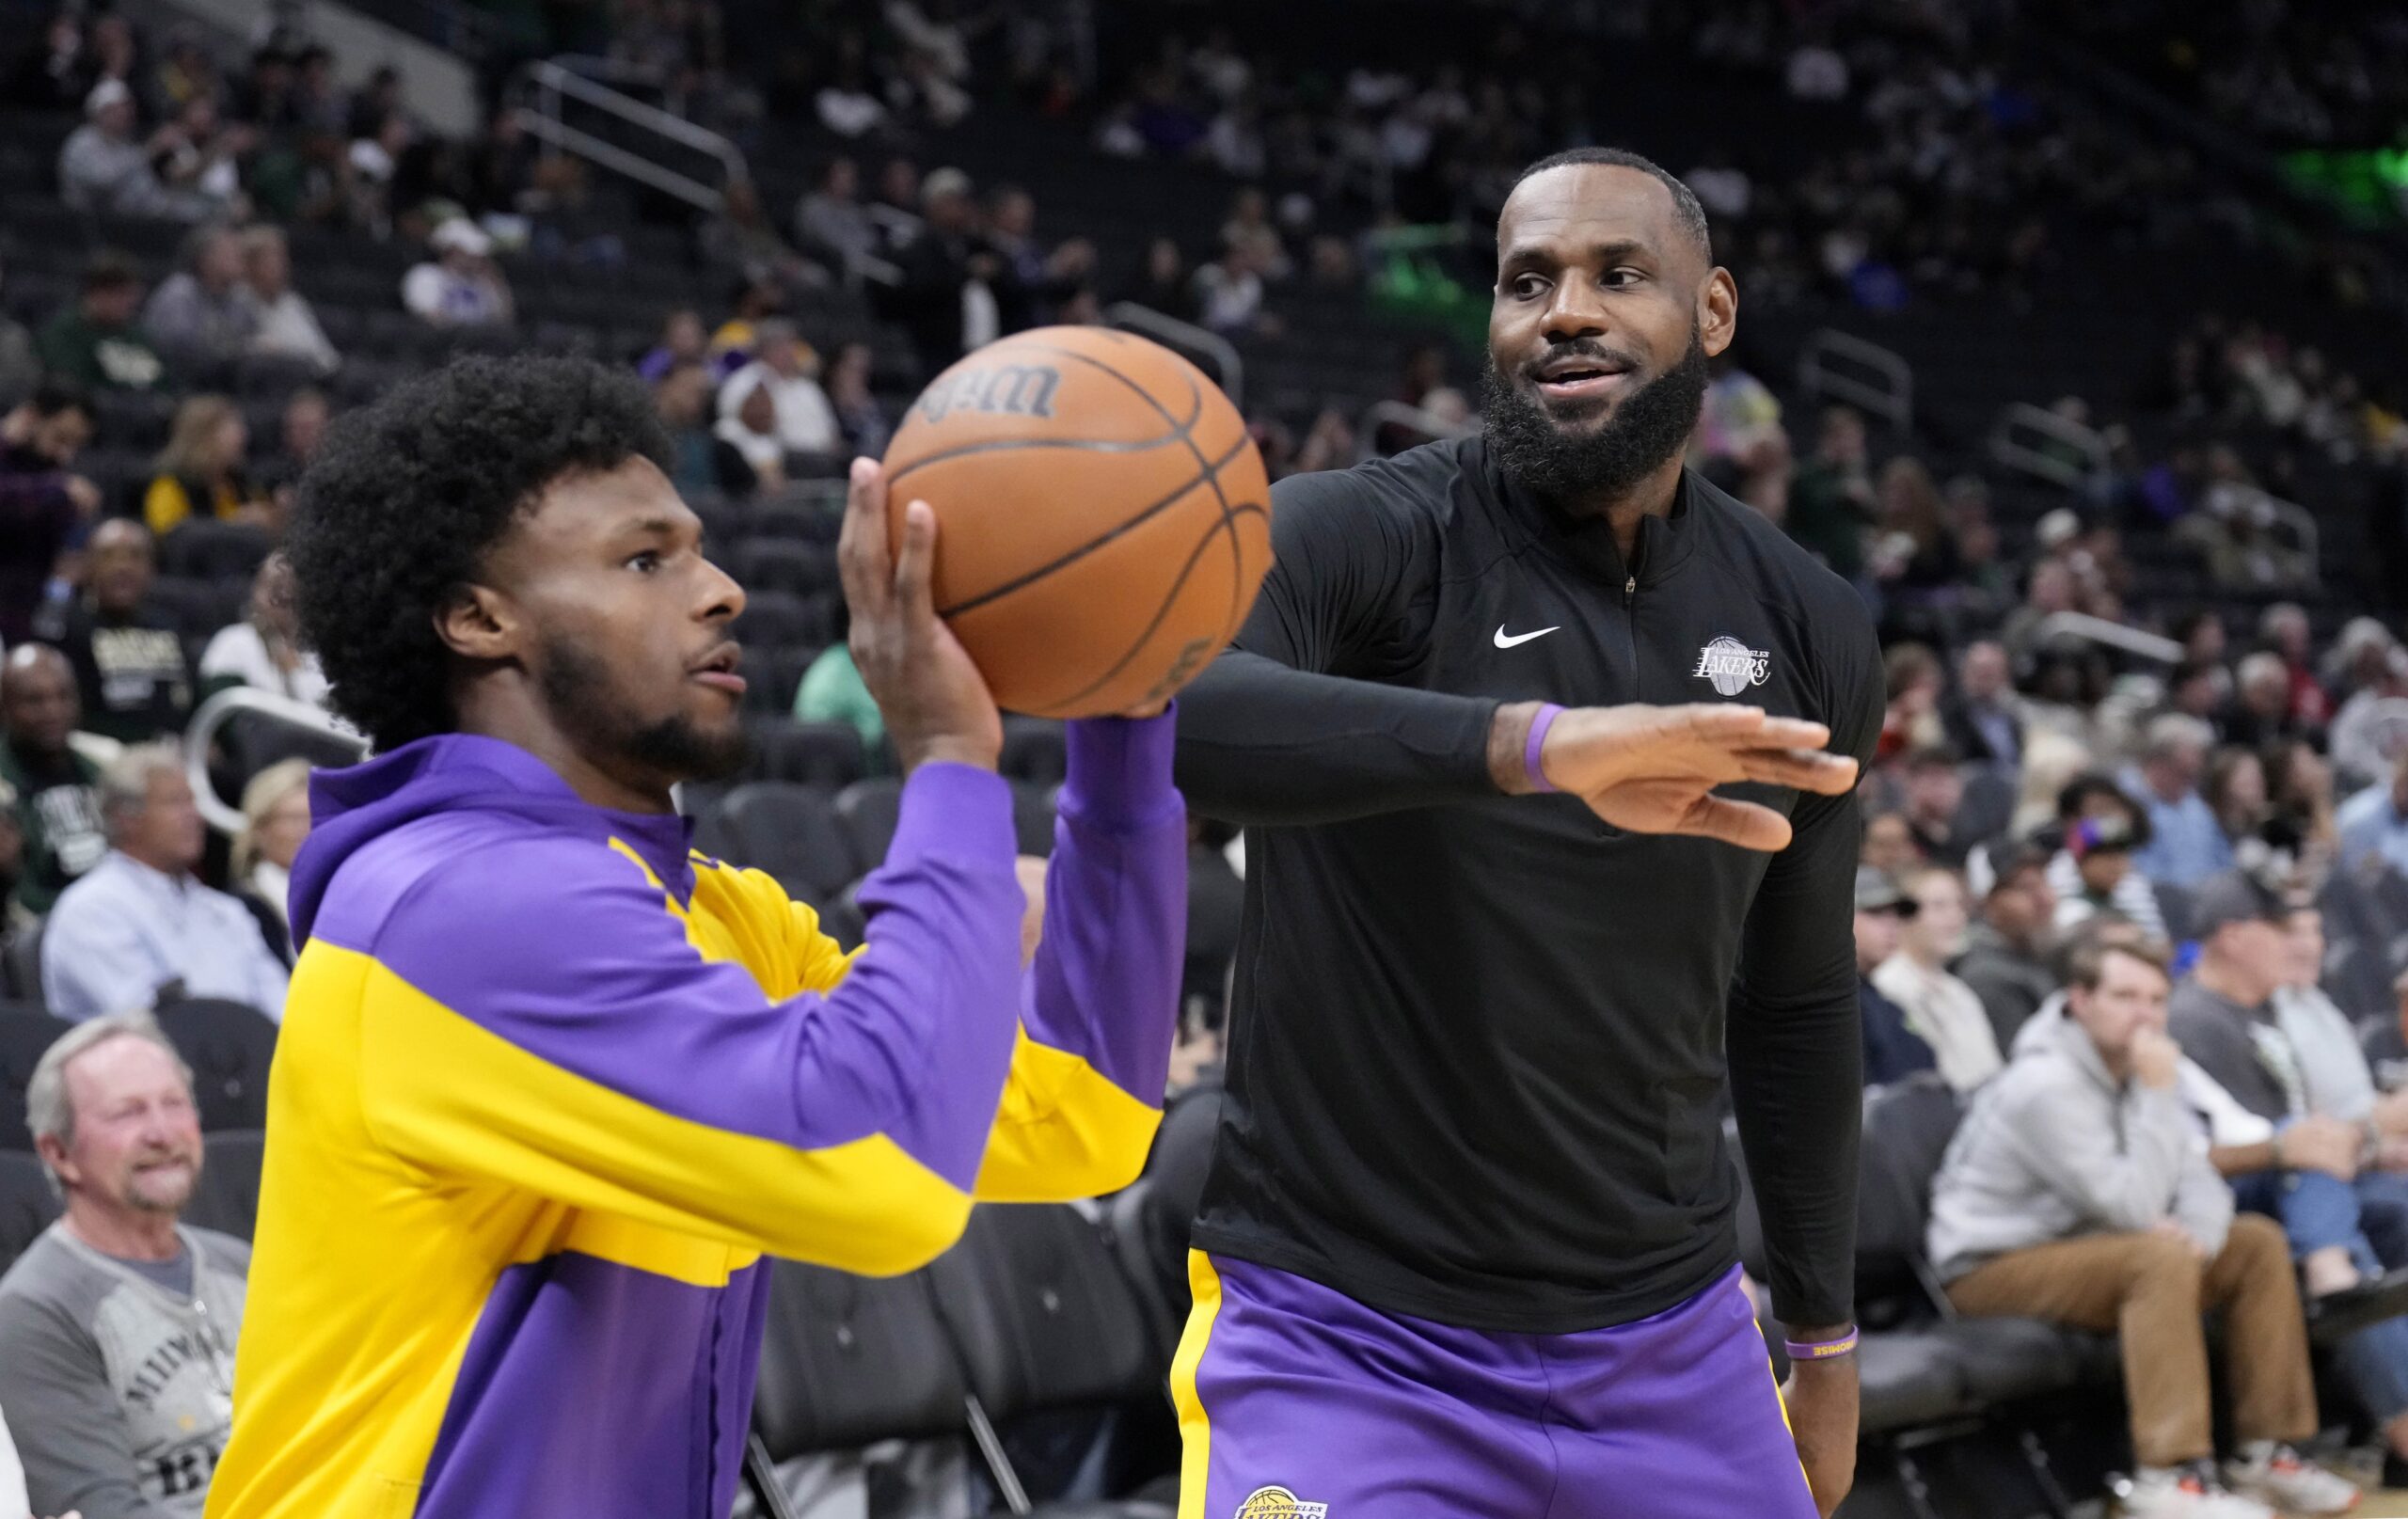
[{"xmin": 934, "ymin": 426, "xmax": 1257, "ymax": 617}]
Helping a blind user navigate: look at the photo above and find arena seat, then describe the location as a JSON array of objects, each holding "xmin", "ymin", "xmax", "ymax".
[
  {"xmin": 734, "ymin": 589, "xmax": 836, "ymax": 653},
  {"xmin": 924, "ymin": 1204, "xmax": 1175, "ymax": 1517},
  {"xmin": 999, "ymin": 718, "xmax": 1069, "ymax": 787},
  {"xmin": 695, "ymin": 783, "xmax": 859, "ymax": 904},
  {"xmin": 157, "ymin": 519, "xmax": 275, "ymax": 583},
  {"xmin": 0, "ymin": 1014, "xmax": 71, "ymax": 1152},
  {"xmin": 832, "ymin": 778, "xmax": 904, "ymax": 871},
  {"xmin": 733, "ymin": 539, "xmax": 840, "ymax": 598},
  {"xmin": 0, "ymin": 1150, "xmax": 61, "ymax": 1274},
  {"xmin": 1011, "ymin": 782, "xmax": 1057, "ymax": 858},
  {"xmin": 154, "ymin": 999, "xmax": 279, "ymax": 1132},
  {"xmin": 1, "ymin": 925, "xmax": 42, "ymax": 1007},
  {"xmin": 744, "ymin": 719, "xmax": 867, "ymax": 789},
  {"xmin": 1107, "ymin": 1081, "xmax": 1225, "ymax": 1359},
  {"xmin": 184, "ymin": 1129, "xmax": 267, "ymax": 1242}
]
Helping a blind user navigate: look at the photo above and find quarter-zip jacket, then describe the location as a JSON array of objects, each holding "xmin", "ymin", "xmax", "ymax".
[{"xmin": 1175, "ymin": 436, "xmax": 1884, "ymax": 1334}]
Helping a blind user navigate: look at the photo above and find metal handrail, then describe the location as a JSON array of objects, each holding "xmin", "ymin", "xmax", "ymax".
[
  {"xmin": 1356, "ymin": 400, "xmax": 1476, "ymax": 462},
  {"xmin": 1988, "ymin": 402, "xmax": 2109, "ymax": 490},
  {"xmin": 1797, "ymin": 329, "xmax": 1912, "ymax": 432},
  {"xmin": 2030, "ymin": 611, "xmax": 2183, "ymax": 665},
  {"xmin": 515, "ymin": 58, "xmax": 750, "ymax": 214},
  {"xmin": 183, "ymin": 688, "xmax": 368, "ymax": 836},
  {"xmin": 1104, "ymin": 302, "xmax": 1244, "ymax": 408}
]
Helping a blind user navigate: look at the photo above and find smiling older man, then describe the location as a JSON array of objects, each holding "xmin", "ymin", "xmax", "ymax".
[{"xmin": 0, "ymin": 1013, "xmax": 251, "ymax": 1519}]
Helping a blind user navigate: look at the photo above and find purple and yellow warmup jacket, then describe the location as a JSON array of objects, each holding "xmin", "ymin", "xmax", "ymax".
[{"xmin": 204, "ymin": 715, "xmax": 1185, "ymax": 1519}]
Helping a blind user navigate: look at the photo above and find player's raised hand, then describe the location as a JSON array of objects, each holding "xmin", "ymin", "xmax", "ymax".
[
  {"xmin": 1520, "ymin": 704, "xmax": 1858, "ymax": 850},
  {"xmin": 839, "ymin": 456, "xmax": 1004, "ymax": 773}
]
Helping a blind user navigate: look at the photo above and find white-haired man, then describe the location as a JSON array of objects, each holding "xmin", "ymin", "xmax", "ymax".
[
  {"xmin": 0, "ymin": 1014, "xmax": 249, "ymax": 1518},
  {"xmin": 39, "ymin": 744, "xmax": 287, "ymax": 1022}
]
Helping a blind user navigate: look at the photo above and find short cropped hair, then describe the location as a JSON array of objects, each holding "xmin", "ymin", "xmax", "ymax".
[
  {"xmin": 1512, "ymin": 147, "xmax": 1712, "ymax": 261},
  {"xmin": 2065, "ymin": 936, "xmax": 2169, "ymax": 994}
]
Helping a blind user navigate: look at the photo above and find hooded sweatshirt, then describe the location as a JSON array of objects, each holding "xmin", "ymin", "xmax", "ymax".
[
  {"xmin": 207, "ymin": 719, "xmax": 1185, "ymax": 1519},
  {"xmin": 1927, "ymin": 1004, "xmax": 2234, "ymax": 1283}
]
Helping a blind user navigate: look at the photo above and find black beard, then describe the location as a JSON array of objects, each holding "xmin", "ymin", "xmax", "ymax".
[
  {"xmin": 538, "ymin": 636, "xmax": 752, "ymax": 787},
  {"xmin": 1479, "ymin": 328, "xmax": 1710, "ymax": 505}
]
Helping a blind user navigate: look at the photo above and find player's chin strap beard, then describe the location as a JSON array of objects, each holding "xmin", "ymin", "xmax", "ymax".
[{"xmin": 1478, "ymin": 326, "xmax": 1710, "ymax": 509}]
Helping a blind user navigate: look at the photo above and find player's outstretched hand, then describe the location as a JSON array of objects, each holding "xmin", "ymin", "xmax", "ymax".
[
  {"xmin": 839, "ymin": 457, "xmax": 1005, "ymax": 773},
  {"xmin": 1526, "ymin": 704, "xmax": 1858, "ymax": 850}
]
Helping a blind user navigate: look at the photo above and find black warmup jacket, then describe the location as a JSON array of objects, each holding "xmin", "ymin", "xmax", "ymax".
[{"xmin": 1173, "ymin": 436, "xmax": 1884, "ymax": 1335}]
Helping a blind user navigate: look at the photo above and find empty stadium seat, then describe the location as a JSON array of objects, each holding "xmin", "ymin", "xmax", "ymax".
[
  {"xmin": 694, "ymin": 783, "xmax": 858, "ymax": 904},
  {"xmin": 1000, "ymin": 718, "xmax": 1069, "ymax": 787},
  {"xmin": 154, "ymin": 1000, "xmax": 279, "ymax": 1132},
  {"xmin": 832, "ymin": 778, "xmax": 903, "ymax": 872},
  {"xmin": 0, "ymin": 1014, "xmax": 70, "ymax": 1151},
  {"xmin": 157, "ymin": 519, "xmax": 275, "ymax": 583},
  {"xmin": 733, "ymin": 589, "xmax": 834, "ymax": 652},
  {"xmin": 183, "ymin": 1129, "xmax": 266, "ymax": 1242},
  {"xmin": 733, "ymin": 539, "xmax": 840, "ymax": 598},
  {"xmin": 751, "ymin": 1257, "xmax": 972, "ymax": 1461},
  {"xmin": 745, "ymin": 720, "xmax": 868, "ymax": 788},
  {"xmin": 2, "ymin": 925, "xmax": 42, "ymax": 1008},
  {"xmin": 0, "ymin": 1150, "xmax": 61, "ymax": 1274}
]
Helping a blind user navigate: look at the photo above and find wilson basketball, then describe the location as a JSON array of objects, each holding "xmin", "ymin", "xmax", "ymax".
[{"xmin": 881, "ymin": 326, "xmax": 1273, "ymax": 719}]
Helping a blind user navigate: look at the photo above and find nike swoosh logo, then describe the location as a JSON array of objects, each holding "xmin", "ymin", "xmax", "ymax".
[{"xmin": 1493, "ymin": 625, "xmax": 1560, "ymax": 649}]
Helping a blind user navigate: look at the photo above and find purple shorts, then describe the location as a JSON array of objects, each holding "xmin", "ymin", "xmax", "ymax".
[{"xmin": 1169, "ymin": 1254, "xmax": 1815, "ymax": 1519}]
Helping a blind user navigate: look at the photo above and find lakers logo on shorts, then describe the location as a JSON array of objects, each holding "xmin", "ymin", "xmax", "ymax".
[{"xmin": 1236, "ymin": 1486, "xmax": 1328, "ymax": 1518}]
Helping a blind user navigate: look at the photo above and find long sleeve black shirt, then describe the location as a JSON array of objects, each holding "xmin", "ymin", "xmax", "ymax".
[{"xmin": 1173, "ymin": 437, "xmax": 1883, "ymax": 1333}]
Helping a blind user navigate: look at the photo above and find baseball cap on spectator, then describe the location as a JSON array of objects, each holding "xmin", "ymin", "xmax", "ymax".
[
  {"xmin": 431, "ymin": 220, "xmax": 493, "ymax": 257},
  {"xmin": 921, "ymin": 166, "xmax": 973, "ymax": 207},
  {"xmin": 1982, "ymin": 841, "xmax": 2054, "ymax": 893},
  {"xmin": 2065, "ymin": 814, "xmax": 2138, "ymax": 860},
  {"xmin": 2036, "ymin": 509, "xmax": 2083, "ymax": 552},
  {"xmin": 2189, "ymin": 869, "xmax": 2289, "ymax": 939},
  {"xmin": 1856, "ymin": 866, "xmax": 1911, "ymax": 914},
  {"xmin": 86, "ymin": 79, "xmax": 133, "ymax": 117}
]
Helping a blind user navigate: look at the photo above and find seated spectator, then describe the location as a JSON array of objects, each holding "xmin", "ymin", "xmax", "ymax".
[
  {"xmin": 796, "ymin": 157, "xmax": 879, "ymax": 278},
  {"xmin": 254, "ymin": 387, "xmax": 328, "ymax": 504},
  {"xmin": 985, "ymin": 183, "xmax": 1095, "ymax": 333},
  {"xmin": 0, "ymin": 1013, "xmax": 250, "ymax": 1519},
  {"xmin": 1941, "ymin": 638, "xmax": 2022, "ymax": 767},
  {"xmin": 1784, "ymin": 404, "xmax": 1875, "ymax": 582},
  {"xmin": 2368, "ymin": 968, "xmax": 2408, "ymax": 1094},
  {"xmin": 2125, "ymin": 715, "xmax": 2234, "ymax": 890},
  {"xmin": 719, "ymin": 321, "xmax": 840, "ymax": 458},
  {"xmin": 36, "ymin": 252, "xmax": 165, "ymax": 392},
  {"xmin": 1873, "ymin": 864, "xmax": 2003, "ymax": 1092},
  {"xmin": 2049, "ymin": 773, "xmax": 2164, "ymax": 941},
  {"xmin": 636, "ymin": 309, "xmax": 709, "ymax": 384},
  {"xmin": 1118, "ymin": 236, "xmax": 1196, "ymax": 322},
  {"xmin": 1861, "ymin": 807, "xmax": 1921, "ymax": 878},
  {"xmin": 0, "ymin": 381, "xmax": 101, "ymax": 644},
  {"xmin": 2170, "ymin": 875, "xmax": 2408, "ymax": 1471},
  {"xmin": 54, "ymin": 520, "xmax": 193, "ymax": 745},
  {"xmin": 239, "ymin": 225, "xmax": 340, "ymax": 375},
  {"xmin": 2329, "ymin": 644, "xmax": 2408, "ymax": 797},
  {"xmin": 150, "ymin": 95, "xmax": 252, "ymax": 221},
  {"xmin": 792, "ymin": 609, "xmax": 884, "ymax": 760},
  {"xmin": 1192, "ymin": 244, "xmax": 1269, "ymax": 335},
  {"xmin": 2261, "ymin": 603, "xmax": 2332, "ymax": 731},
  {"xmin": 232, "ymin": 757, "xmax": 309, "ymax": 961},
  {"xmin": 2204, "ymin": 748, "xmax": 2272, "ymax": 855},
  {"xmin": 824, "ymin": 340, "xmax": 890, "ymax": 457},
  {"xmin": 1956, "ymin": 843, "xmax": 2060, "ymax": 1049},
  {"xmin": 1857, "ymin": 866, "xmax": 1938, "ymax": 1085},
  {"xmin": 56, "ymin": 78, "xmax": 215, "ymax": 223},
  {"xmin": 1928, "ymin": 937, "xmax": 2354, "ymax": 1518},
  {"xmin": 1219, "ymin": 186, "xmax": 1291, "ymax": 280},
  {"xmin": 0, "ymin": 645, "xmax": 105, "ymax": 916},
  {"xmin": 200, "ymin": 554, "xmax": 330, "ymax": 713},
  {"xmin": 888, "ymin": 167, "xmax": 999, "ymax": 377},
  {"xmin": 712, "ymin": 374, "xmax": 785, "ymax": 497},
  {"xmin": 40, "ymin": 743, "xmax": 289, "ymax": 1021},
  {"xmin": 2226, "ymin": 652, "xmax": 2302, "ymax": 752},
  {"xmin": 652, "ymin": 363, "xmax": 753, "ymax": 498},
  {"xmin": 402, "ymin": 220, "xmax": 514, "ymax": 330},
  {"xmin": 1898, "ymin": 743, "xmax": 1972, "ymax": 866},
  {"xmin": 2338, "ymin": 752, "xmax": 2408, "ymax": 881},
  {"xmin": 816, "ymin": 58, "xmax": 890, "ymax": 139},
  {"xmin": 145, "ymin": 394, "xmax": 268, "ymax": 535}
]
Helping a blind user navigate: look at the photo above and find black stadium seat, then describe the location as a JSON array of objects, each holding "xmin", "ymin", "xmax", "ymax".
[
  {"xmin": 184, "ymin": 1129, "xmax": 267, "ymax": 1242},
  {"xmin": 745, "ymin": 719, "xmax": 867, "ymax": 788},
  {"xmin": 735, "ymin": 589, "xmax": 836, "ymax": 651},
  {"xmin": 1000, "ymin": 718, "xmax": 1070, "ymax": 787},
  {"xmin": 2, "ymin": 922, "xmax": 40, "ymax": 1007},
  {"xmin": 832, "ymin": 778, "xmax": 904, "ymax": 873},
  {"xmin": 0, "ymin": 1015, "xmax": 71, "ymax": 1152},
  {"xmin": 751, "ymin": 1258, "xmax": 972, "ymax": 1460},
  {"xmin": 1011, "ymin": 782, "xmax": 1057, "ymax": 858},
  {"xmin": 154, "ymin": 1000, "xmax": 279, "ymax": 1132},
  {"xmin": 158, "ymin": 519, "xmax": 275, "ymax": 583},
  {"xmin": 733, "ymin": 539, "xmax": 840, "ymax": 598},
  {"xmin": 0, "ymin": 1151, "xmax": 61, "ymax": 1274},
  {"xmin": 695, "ymin": 783, "xmax": 859, "ymax": 904}
]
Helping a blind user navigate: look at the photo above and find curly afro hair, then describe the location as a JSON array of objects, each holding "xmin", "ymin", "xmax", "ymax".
[{"xmin": 285, "ymin": 355, "xmax": 672, "ymax": 752}]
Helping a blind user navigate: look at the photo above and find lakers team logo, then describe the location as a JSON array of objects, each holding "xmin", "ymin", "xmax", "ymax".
[
  {"xmin": 1691, "ymin": 635, "xmax": 1772, "ymax": 697},
  {"xmin": 1236, "ymin": 1486, "xmax": 1329, "ymax": 1518}
]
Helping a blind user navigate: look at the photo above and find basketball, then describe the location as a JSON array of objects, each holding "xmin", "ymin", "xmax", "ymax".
[{"xmin": 880, "ymin": 325, "xmax": 1274, "ymax": 719}]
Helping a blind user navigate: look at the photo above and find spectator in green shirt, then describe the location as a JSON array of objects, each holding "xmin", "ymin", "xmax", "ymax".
[
  {"xmin": 35, "ymin": 252, "xmax": 165, "ymax": 392},
  {"xmin": 791, "ymin": 607, "xmax": 888, "ymax": 767}
]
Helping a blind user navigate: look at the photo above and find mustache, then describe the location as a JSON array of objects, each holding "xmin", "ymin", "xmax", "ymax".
[{"xmin": 1523, "ymin": 340, "xmax": 1643, "ymax": 379}]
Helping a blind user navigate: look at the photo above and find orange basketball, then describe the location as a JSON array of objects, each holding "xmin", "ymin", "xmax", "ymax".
[{"xmin": 881, "ymin": 326, "xmax": 1273, "ymax": 719}]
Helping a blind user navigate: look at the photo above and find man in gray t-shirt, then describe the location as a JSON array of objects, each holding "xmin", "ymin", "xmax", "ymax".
[{"xmin": 0, "ymin": 1014, "xmax": 248, "ymax": 1519}]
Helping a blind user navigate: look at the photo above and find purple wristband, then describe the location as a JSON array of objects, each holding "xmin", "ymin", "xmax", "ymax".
[
  {"xmin": 1524, "ymin": 704, "xmax": 1564, "ymax": 794},
  {"xmin": 1783, "ymin": 1327, "xmax": 1860, "ymax": 1362}
]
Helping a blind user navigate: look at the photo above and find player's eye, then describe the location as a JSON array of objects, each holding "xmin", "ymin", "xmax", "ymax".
[
  {"xmin": 626, "ymin": 550, "xmax": 664, "ymax": 574},
  {"xmin": 1508, "ymin": 273, "xmax": 1549, "ymax": 300},
  {"xmin": 1602, "ymin": 267, "xmax": 1645, "ymax": 289}
]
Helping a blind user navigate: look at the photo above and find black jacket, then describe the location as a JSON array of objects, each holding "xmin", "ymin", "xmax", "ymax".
[{"xmin": 1175, "ymin": 439, "xmax": 1884, "ymax": 1333}]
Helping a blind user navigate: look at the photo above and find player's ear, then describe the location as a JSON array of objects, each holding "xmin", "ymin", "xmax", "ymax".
[
  {"xmin": 432, "ymin": 580, "xmax": 520, "ymax": 662},
  {"xmin": 1699, "ymin": 267, "xmax": 1738, "ymax": 359}
]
